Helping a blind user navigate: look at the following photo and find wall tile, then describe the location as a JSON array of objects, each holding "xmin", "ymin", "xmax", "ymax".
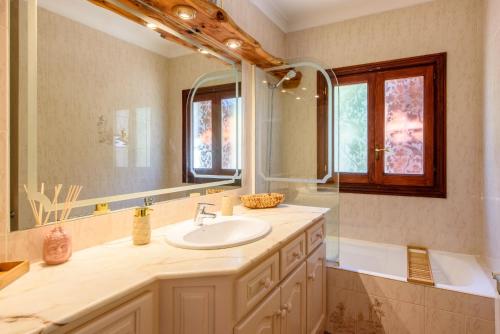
[
  {"xmin": 425, "ymin": 308, "xmax": 465, "ymax": 334},
  {"xmin": 466, "ymin": 317, "xmax": 495, "ymax": 334},
  {"xmin": 356, "ymin": 273, "xmax": 425, "ymax": 305}
]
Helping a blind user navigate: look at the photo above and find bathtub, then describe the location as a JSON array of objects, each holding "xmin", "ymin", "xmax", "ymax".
[{"xmin": 335, "ymin": 237, "xmax": 497, "ymax": 298}]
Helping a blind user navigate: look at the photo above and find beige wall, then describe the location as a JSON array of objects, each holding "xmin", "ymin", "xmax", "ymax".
[
  {"xmin": 222, "ymin": 0, "xmax": 286, "ymax": 58},
  {"xmin": 482, "ymin": 0, "xmax": 500, "ymax": 269},
  {"xmin": 286, "ymin": 0, "xmax": 485, "ymax": 254}
]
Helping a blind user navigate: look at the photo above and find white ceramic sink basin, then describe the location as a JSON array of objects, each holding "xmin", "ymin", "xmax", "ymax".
[{"xmin": 164, "ymin": 216, "xmax": 271, "ymax": 250}]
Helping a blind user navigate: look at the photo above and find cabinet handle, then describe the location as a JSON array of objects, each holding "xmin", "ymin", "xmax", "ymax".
[
  {"xmin": 292, "ymin": 251, "xmax": 301, "ymax": 258},
  {"xmin": 275, "ymin": 309, "xmax": 287, "ymax": 318},
  {"xmin": 308, "ymin": 273, "xmax": 316, "ymax": 280},
  {"xmin": 260, "ymin": 278, "xmax": 272, "ymax": 289},
  {"xmin": 316, "ymin": 232, "xmax": 323, "ymax": 239},
  {"xmin": 283, "ymin": 303, "xmax": 293, "ymax": 312}
]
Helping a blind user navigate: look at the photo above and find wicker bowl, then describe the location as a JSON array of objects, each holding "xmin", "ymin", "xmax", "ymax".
[{"xmin": 240, "ymin": 193, "xmax": 285, "ymax": 209}]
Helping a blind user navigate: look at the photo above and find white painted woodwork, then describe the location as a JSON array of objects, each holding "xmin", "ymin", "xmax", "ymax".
[
  {"xmin": 306, "ymin": 219, "xmax": 325, "ymax": 255},
  {"xmin": 280, "ymin": 263, "xmax": 307, "ymax": 334},
  {"xmin": 280, "ymin": 234, "xmax": 306, "ymax": 279},
  {"xmin": 160, "ymin": 276, "xmax": 233, "ymax": 334},
  {"xmin": 306, "ymin": 243, "xmax": 326, "ymax": 334},
  {"xmin": 236, "ymin": 253, "xmax": 280, "ymax": 320},
  {"xmin": 234, "ymin": 288, "xmax": 281, "ymax": 334},
  {"xmin": 71, "ymin": 292, "xmax": 154, "ymax": 334}
]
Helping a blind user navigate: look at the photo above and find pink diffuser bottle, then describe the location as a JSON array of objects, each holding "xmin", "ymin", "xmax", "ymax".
[{"xmin": 43, "ymin": 226, "xmax": 72, "ymax": 265}]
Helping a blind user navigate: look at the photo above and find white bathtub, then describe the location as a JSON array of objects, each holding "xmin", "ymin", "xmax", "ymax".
[{"xmin": 335, "ymin": 237, "xmax": 497, "ymax": 298}]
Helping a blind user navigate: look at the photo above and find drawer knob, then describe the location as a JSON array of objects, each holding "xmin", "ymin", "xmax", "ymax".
[
  {"xmin": 260, "ymin": 278, "xmax": 273, "ymax": 289},
  {"xmin": 308, "ymin": 273, "xmax": 316, "ymax": 280},
  {"xmin": 275, "ymin": 309, "xmax": 287, "ymax": 318},
  {"xmin": 292, "ymin": 251, "xmax": 301, "ymax": 258},
  {"xmin": 283, "ymin": 303, "xmax": 293, "ymax": 312},
  {"xmin": 316, "ymin": 232, "xmax": 323, "ymax": 238}
]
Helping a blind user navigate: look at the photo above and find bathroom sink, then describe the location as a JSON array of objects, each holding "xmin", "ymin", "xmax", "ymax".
[{"xmin": 163, "ymin": 216, "xmax": 271, "ymax": 250}]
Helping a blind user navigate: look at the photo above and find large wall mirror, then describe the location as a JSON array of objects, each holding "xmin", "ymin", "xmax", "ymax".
[{"xmin": 9, "ymin": 0, "xmax": 243, "ymax": 231}]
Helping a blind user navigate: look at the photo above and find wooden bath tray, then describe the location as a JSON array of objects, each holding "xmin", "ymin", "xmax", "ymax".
[
  {"xmin": 407, "ymin": 246, "xmax": 434, "ymax": 286},
  {"xmin": 0, "ymin": 261, "xmax": 30, "ymax": 290}
]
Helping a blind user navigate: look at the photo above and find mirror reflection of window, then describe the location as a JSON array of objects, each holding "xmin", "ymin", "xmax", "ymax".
[
  {"xmin": 183, "ymin": 83, "xmax": 242, "ymax": 183},
  {"xmin": 221, "ymin": 97, "xmax": 242, "ymax": 170},
  {"xmin": 193, "ymin": 101, "xmax": 213, "ymax": 169}
]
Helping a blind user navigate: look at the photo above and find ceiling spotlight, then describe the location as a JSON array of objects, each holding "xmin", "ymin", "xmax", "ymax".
[
  {"xmin": 262, "ymin": 80, "xmax": 267, "ymax": 84},
  {"xmin": 301, "ymin": 87, "xmax": 307, "ymax": 91},
  {"xmin": 281, "ymin": 89, "xmax": 286, "ymax": 93},
  {"xmin": 315, "ymin": 95, "xmax": 320, "ymax": 99},
  {"xmin": 296, "ymin": 97, "xmax": 301, "ymax": 100},
  {"xmin": 173, "ymin": 5, "xmax": 197, "ymax": 20},
  {"xmin": 198, "ymin": 48, "xmax": 210, "ymax": 54},
  {"xmin": 146, "ymin": 22, "xmax": 157, "ymax": 30},
  {"xmin": 225, "ymin": 38, "xmax": 243, "ymax": 49}
]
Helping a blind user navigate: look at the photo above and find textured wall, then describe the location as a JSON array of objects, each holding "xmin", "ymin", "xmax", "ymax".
[
  {"xmin": 482, "ymin": 0, "xmax": 500, "ymax": 269},
  {"xmin": 286, "ymin": 0, "xmax": 485, "ymax": 254},
  {"xmin": 222, "ymin": 0, "xmax": 286, "ymax": 58}
]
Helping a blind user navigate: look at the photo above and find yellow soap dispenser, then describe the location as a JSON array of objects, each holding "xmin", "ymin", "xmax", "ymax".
[{"xmin": 133, "ymin": 206, "xmax": 152, "ymax": 245}]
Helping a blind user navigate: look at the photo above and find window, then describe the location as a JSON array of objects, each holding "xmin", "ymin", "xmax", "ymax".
[
  {"xmin": 182, "ymin": 83, "xmax": 242, "ymax": 183},
  {"xmin": 318, "ymin": 53, "xmax": 446, "ymax": 197}
]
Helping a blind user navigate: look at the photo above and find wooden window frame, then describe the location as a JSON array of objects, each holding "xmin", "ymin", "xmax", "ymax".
[
  {"xmin": 182, "ymin": 83, "xmax": 241, "ymax": 184},
  {"xmin": 317, "ymin": 53, "xmax": 447, "ymax": 198}
]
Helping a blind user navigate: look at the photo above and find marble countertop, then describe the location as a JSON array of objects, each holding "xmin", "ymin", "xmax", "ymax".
[{"xmin": 0, "ymin": 204, "xmax": 328, "ymax": 334}]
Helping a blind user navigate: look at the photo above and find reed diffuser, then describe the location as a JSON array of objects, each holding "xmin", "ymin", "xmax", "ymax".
[{"xmin": 24, "ymin": 183, "xmax": 83, "ymax": 265}]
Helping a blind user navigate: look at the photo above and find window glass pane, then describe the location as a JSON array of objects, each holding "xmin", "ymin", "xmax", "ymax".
[
  {"xmin": 384, "ymin": 76, "xmax": 424, "ymax": 175},
  {"xmin": 193, "ymin": 100, "xmax": 212, "ymax": 169},
  {"xmin": 221, "ymin": 97, "xmax": 242, "ymax": 170},
  {"xmin": 334, "ymin": 83, "xmax": 368, "ymax": 173}
]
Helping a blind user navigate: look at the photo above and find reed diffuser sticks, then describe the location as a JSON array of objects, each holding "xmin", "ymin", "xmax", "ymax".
[{"xmin": 24, "ymin": 183, "xmax": 83, "ymax": 226}]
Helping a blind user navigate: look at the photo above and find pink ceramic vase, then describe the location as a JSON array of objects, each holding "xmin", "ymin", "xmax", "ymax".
[{"xmin": 43, "ymin": 226, "xmax": 72, "ymax": 265}]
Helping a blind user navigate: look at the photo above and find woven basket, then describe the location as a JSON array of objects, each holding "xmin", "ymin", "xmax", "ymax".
[{"xmin": 240, "ymin": 193, "xmax": 284, "ymax": 209}]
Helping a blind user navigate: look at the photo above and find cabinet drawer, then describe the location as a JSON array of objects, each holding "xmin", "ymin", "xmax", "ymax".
[
  {"xmin": 236, "ymin": 253, "xmax": 280, "ymax": 320},
  {"xmin": 280, "ymin": 234, "xmax": 306, "ymax": 279},
  {"xmin": 306, "ymin": 219, "xmax": 325, "ymax": 254},
  {"xmin": 71, "ymin": 292, "xmax": 153, "ymax": 334}
]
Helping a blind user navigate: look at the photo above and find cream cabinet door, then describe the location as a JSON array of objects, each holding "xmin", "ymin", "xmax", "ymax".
[
  {"xmin": 234, "ymin": 288, "xmax": 281, "ymax": 334},
  {"xmin": 280, "ymin": 262, "xmax": 307, "ymax": 334},
  {"xmin": 306, "ymin": 243, "xmax": 326, "ymax": 334},
  {"xmin": 71, "ymin": 292, "xmax": 153, "ymax": 334}
]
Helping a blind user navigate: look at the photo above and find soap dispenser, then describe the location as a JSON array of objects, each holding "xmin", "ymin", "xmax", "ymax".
[{"xmin": 133, "ymin": 206, "xmax": 152, "ymax": 245}]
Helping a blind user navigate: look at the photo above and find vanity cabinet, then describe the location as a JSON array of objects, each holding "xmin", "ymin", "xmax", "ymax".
[
  {"xmin": 306, "ymin": 243, "xmax": 326, "ymax": 334},
  {"xmin": 234, "ymin": 289, "xmax": 281, "ymax": 334},
  {"xmin": 280, "ymin": 262, "xmax": 307, "ymax": 334},
  {"xmin": 71, "ymin": 292, "xmax": 154, "ymax": 334}
]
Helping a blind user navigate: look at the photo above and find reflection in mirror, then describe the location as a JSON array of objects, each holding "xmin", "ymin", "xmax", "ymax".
[{"xmin": 9, "ymin": 0, "xmax": 242, "ymax": 231}]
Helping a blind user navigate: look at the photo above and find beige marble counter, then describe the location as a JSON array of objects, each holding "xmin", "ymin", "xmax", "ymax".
[{"xmin": 0, "ymin": 204, "xmax": 328, "ymax": 334}]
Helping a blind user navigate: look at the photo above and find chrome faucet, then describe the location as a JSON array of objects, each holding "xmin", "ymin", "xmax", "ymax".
[{"xmin": 194, "ymin": 203, "xmax": 216, "ymax": 226}]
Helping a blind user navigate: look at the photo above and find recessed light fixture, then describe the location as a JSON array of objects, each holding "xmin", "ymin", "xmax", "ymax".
[
  {"xmin": 225, "ymin": 38, "xmax": 243, "ymax": 49},
  {"xmin": 296, "ymin": 97, "xmax": 301, "ymax": 100},
  {"xmin": 281, "ymin": 89, "xmax": 286, "ymax": 93},
  {"xmin": 301, "ymin": 87, "xmax": 307, "ymax": 91},
  {"xmin": 146, "ymin": 22, "xmax": 157, "ymax": 30},
  {"xmin": 315, "ymin": 95, "xmax": 320, "ymax": 99},
  {"xmin": 173, "ymin": 5, "xmax": 197, "ymax": 20},
  {"xmin": 198, "ymin": 48, "xmax": 210, "ymax": 54},
  {"xmin": 262, "ymin": 80, "xmax": 267, "ymax": 84}
]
